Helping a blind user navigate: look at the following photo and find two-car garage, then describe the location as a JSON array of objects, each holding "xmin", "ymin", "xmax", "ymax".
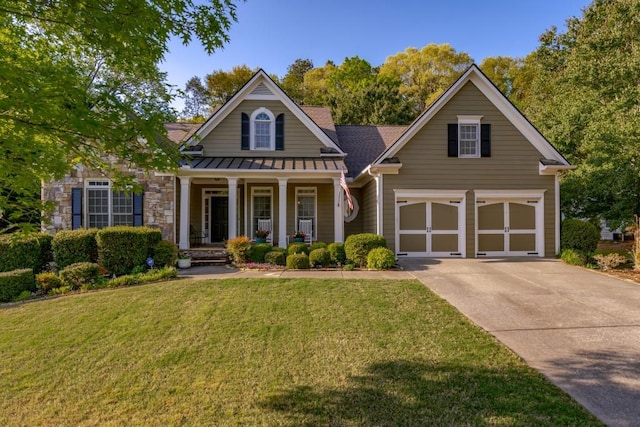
[{"xmin": 395, "ymin": 189, "xmax": 545, "ymax": 258}]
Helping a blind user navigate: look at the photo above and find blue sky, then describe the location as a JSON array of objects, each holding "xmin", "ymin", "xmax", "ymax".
[{"xmin": 161, "ymin": 0, "xmax": 591, "ymax": 111}]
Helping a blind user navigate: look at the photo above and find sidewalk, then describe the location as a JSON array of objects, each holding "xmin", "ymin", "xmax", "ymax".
[{"xmin": 178, "ymin": 264, "xmax": 412, "ymax": 280}]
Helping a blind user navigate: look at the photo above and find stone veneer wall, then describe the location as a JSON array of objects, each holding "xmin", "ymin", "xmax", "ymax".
[{"xmin": 42, "ymin": 165, "xmax": 176, "ymax": 241}]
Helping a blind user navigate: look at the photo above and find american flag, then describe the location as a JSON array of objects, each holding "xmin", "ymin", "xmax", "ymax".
[{"xmin": 340, "ymin": 170, "xmax": 354, "ymax": 210}]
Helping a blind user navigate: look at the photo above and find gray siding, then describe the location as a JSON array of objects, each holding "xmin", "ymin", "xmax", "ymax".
[
  {"xmin": 344, "ymin": 187, "xmax": 363, "ymax": 237},
  {"xmin": 361, "ymin": 180, "xmax": 378, "ymax": 235}
]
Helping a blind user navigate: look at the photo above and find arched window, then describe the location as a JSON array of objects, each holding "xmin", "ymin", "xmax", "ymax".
[{"xmin": 250, "ymin": 108, "xmax": 275, "ymax": 150}]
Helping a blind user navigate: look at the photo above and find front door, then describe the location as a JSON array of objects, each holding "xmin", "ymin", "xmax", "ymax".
[{"xmin": 210, "ymin": 197, "xmax": 228, "ymax": 242}]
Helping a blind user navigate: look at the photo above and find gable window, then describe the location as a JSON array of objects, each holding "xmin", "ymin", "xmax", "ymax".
[
  {"xmin": 85, "ymin": 181, "xmax": 135, "ymax": 228},
  {"xmin": 250, "ymin": 107, "xmax": 275, "ymax": 150},
  {"xmin": 458, "ymin": 116, "xmax": 481, "ymax": 158}
]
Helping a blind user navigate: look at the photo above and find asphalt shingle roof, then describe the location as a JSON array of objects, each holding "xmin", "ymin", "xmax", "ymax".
[{"xmin": 336, "ymin": 125, "xmax": 408, "ymax": 177}]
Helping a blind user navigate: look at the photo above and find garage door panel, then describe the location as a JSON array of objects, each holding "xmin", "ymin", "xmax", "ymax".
[
  {"xmin": 478, "ymin": 234, "xmax": 504, "ymax": 252},
  {"xmin": 399, "ymin": 234, "xmax": 427, "ymax": 253},
  {"xmin": 399, "ymin": 203, "xmax": 426, "ymax": 230},
  {"xmin": 432, "ymin": 234, "xmax": 458, "ymax": 252},
  {"xmin": 509, "ymin": 234, "xmax": 536, "ymax": 252},
  {"xmin": 509, "ymin": 203, "xmax": 535, "ymax": 230},
  {"xmin": 432, "ymin": 203, "xmax": 458, "ymax": 230},
  {"xmin": 478, "ymin": 204, "xmax": 504, "ymax": 230}
]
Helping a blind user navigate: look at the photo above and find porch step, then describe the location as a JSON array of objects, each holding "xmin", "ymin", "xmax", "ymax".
[{"xmin": 183, "ymin": 247, "xmax": 231, "ymax": 265}]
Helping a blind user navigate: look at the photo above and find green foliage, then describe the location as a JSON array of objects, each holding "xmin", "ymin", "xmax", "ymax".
[
  {"xmin": 367, "ymin": 247, "xmax": 396, "ymax": 270},
  {"xmin": 264, "ymin": 251, "xmax": 286, "ymax": 266},
  {"xmin": 205, "ymin": 65, "xmax": 258, "ymax": 104},
  {"xmin": 247, "ymin": 243, "xmax": 273, "ymax": 263},
  {"xmin": 560, "ymin": 249, "xmax": 587, "ymax": 266},
  {"xmin": 0, "ymin": 268, "xmax": 35, "ymax": 302},
  {"xmin": 225, "ymin": 236, "xmax": 252, "ymax": 264},
  {"xmin": 96, "ymin": 226, "xmax": 158, "ymax": 275},
  {"xmin": 309, "ymin": 242, "xmax": 328, "ymax": 251},
  {"xmin": 0, "ymin": 233, "xmax": 53, "ymax": 273},
  {"xmin": 52, "ymin": 229, "xmax": 98, "ymax": 269},
  {"xmin": 13, "ymin": 290, "xmax": 31, "ymax": 302},
  {"xmin": 561, "ymin": 219, "xmax": 600, "ymax": 254},
  {"xmin": 287, "ymin": 242, "xmax": 309, "ymax": 255},
  {"xmin": 36, "ymin": 272, "xmax": 63, "ymax": 293},
  {"xmin": 107, "ymin": 266, "xmax": 177, "ymax": 288},
  {"xmin": 342, "ymin": 263, "xmax": 355, "ymax": 271},
  {"xmin": 153, "ymin": 240, "xmax": 179, "ymax": 267},
  {"xmin": 59, "ymin": 262, "xmax": 100, "ymax": 290},
  {"xmin": 286, "ymin": 253, "xmax": 310, "ymax": 270},
  {"xmin": 592, "ymin": 253, "xmax": 628, "ymax": 271},
  {"xmin": 280, "ymin": 58, "xmax": 314, "ymax": 104},
  {"xmin": 309, "ymin": 248, "xmax": 331, "ymax": 268},
  {"xmin": 344, "ymin": 233, "xmax": 387, "ymax": 267},
  {"xmin": 327, "ymin": 242, "xmax": 346, "ymax": 265}
]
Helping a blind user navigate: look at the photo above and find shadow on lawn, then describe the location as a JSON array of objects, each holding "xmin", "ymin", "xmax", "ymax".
[{"xmin": 261, "ymin": 359, "xmax": 596, "ymax": 426}]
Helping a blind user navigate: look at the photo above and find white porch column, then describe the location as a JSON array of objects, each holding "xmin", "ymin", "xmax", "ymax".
[
  {"xmin": 178, "ymin": 176, "xmax": 191, "ymax": 249},
  {"xmin": 333, "ymin": 177, "xmax": 344, "ymax": 243},
  {"xmin": 227, "ymin": 178, "xmax": 238, "ymax": 240},
  {"xmin": 278, "ymin": 178, "xmax": 288, "ymax": 248},
  {"xmin": 375, "ymin": 174, "xmax": 384, "ymax": 235}
]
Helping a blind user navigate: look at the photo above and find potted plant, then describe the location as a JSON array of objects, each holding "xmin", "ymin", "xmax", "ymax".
[
  {"xmin": 292, "ymin": 231, "xmax": 306, "ymax": 243},
  {"xmin": 177, "ymin": 252, "xmax": 192, "ymax": 269},
  {"xmin": 255, "ymin": 229, "xmax": 270, "ymax": 243}
]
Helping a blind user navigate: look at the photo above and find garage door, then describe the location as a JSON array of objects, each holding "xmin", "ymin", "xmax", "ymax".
[
  {"xmin": 395, "ymin": 190, "xmax": 466, "ymax": 257},
  {"xmin": 475, "ymin": 191, "xmax": 544, "ymax": 257}
]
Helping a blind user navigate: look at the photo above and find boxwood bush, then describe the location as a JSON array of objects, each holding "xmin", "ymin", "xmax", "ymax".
[
  {"xmin": 153, "ymin": 240, "xmax": 179, "ymax": 267},
  {"xmin": 0, "ymin": 233, "xmax": 53, "ymax": 273},
  {"xmin": 561, "ymin": 219, "xmax": 600, "ymax": 254},
  {"xmin": 59, "ymin": 262, "xmax": 101, "ymax": 290},
  {"xmin": 287, "ymin": 242, "xmax": 309, "ymax": 255},
  {"xmin": 327, "ymin": 242, "xmax": 346, "ymax": 265},
  {"xmin": 247, "ymin": 243, "xmax": 273, "ymax": 263},
  {"xmin": 286, "ymin": 253, "xmax": 310, "ymax": 269},
  {"xmin": 52, "ymin": 228, "xmax": 98, "ymax": 269},
  {"xmin": 344, "ymin": 233, "xmax": 387, "ymax": 267},
  {"xmin": 0, "ymin": 268, "xmax": 35, "ymax": 302},
  {"xmin": 96, "ymin": 226, "xmax": 161, "ymax": 275},
  {"xmin": 367, "ymin": 247, "xmax": 396, "ymax": 270},
  {"xmin": 309, "ymin": 241, "xmax": 327, "ymax": 251},
  {"xmin": 309, "ymin": 248, "xmax": 331, "ymax": 267},
  {"xmin": 264, "ymin": 250, "xmax": 286, "ymax": 266}
]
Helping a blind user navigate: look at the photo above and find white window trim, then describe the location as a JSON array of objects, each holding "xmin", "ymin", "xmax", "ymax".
[
  {"xmin": 84, "ymin": 180, "xmax": 134, "ymax": 228},
  {"xmin": 295, "ymin": 187, "xmax": 317, "ymax": 240},
  {"xmin": 250, "ymin": 107, "xmax": 275, "ymax": 151},
  {"xmin": 251, "ymin": 187, "xmax": 273, "ymax": 239},
  {"xmin": 457, "ymin": 115, "xmax": 483, "ymax": 158}
]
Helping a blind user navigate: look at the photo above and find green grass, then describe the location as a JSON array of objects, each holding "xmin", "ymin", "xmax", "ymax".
[{"xmin": 0, "ymin": 278, "xmax": 601, "ymax": 426}]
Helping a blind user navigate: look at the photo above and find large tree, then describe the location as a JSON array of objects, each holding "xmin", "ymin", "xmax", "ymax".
[
  {"xmin": 280, "ymin": 58, "xmax": 314, "ymax": 104},
  {"xmin": 182, "ymin": 76, "xmax": 210, "ymax": 121},
  {"xmin": 0, "ymin": 0, "xmax": 239, "ymax": 231},
  {"xmin": 204, "ymin": 65, "xmax": 257, "ymax": 105}
]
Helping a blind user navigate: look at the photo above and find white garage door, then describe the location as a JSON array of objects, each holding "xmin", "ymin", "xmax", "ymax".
[
  {"xmin": 475, "ymin": 190, "xmax": 545, "ymax": 257},
  {"xmin": 395, "ymin": 190, "xmax": 466, "ymax": 257}
]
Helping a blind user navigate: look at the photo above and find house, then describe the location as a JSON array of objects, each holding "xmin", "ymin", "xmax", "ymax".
[{"xmin": 42, "ymin": 65, "xmax": 573, "ymax": 257}]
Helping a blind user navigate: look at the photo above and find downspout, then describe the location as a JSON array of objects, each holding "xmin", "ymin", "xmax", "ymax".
[
  {"xmin": 367, "ymin": 167, "xmax": 383, "ymax": 236},
  {"xmin": 555, "ymin": 172, "xmax": 560, "ymax": 255}
]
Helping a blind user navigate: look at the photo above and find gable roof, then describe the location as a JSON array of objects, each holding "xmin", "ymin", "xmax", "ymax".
[
  {"xmin": 186, "ymin": 70, "xmax": 345, "ymax": 155},
  {"xmin": 372, "ymin": 64, "xmax": 570, "ymax": 167},
  {"xmin": 336, "ymin": 125, "xmax": 408, "ymax": 177},
  {"xmin": 166, "ymin": 123, "xmax": 200, "ymax": 143},
  {"xmin": 301, "ymin": 106, "xmax": 340, "ymax": 145}
]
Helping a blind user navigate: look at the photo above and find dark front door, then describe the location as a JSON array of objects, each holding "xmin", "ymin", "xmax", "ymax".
[{"xmin": 210, "ymin": 197, "xmax": 228, "ymax": 242}]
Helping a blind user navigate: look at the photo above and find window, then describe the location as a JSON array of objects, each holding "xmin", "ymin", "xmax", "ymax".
[
  {"xmin": 458, "ymin": 116, "xmax": 482, "ymax": 158},
  {"xmin": 251, "ymin": 107, "xmax": 275, "ymax": 150},
  {"xmin": 295, "ymin": 187, "xmax": 316, "ymax": 239},
  {"xmin": 252, "ymin": 187, "xmax": 272, "ymax": 238},
  {"xmin": 86, "ymin": 181, "xmax": 134, "ymax": 228}
]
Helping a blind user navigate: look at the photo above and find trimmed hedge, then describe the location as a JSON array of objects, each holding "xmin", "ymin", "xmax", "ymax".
[
  {"xmin": 0, "ymin": 233, "xmax": 53, "ymax": 273},
  {"xmin": 309, "ymin": 242, "xmax": 327, "ymax": 251},
  {"xmin": 287, "ymin": 242, "xmax": 309, "ymax": 255},
  {"xmin": 59, "ymin": 262, "xmax": 101, "ymax": 290},
  {"xmin": 96, "ymin": 226, "xmax": 161, "ymax": 275},
  {"xmin": 52, "ymin": 229, "xmax": 98, "ymax": 269},
  {"xmin": 327, "ymin": 242, "xmax": 346, "ymax": 265},
  {"xmin": 344, "ymin": 233, "xmax": 387, "ymax": 267},
  {"xmin": 561, "ymin": 219, "xmax": 600, "ymax": 254},
  {"xmin": 286, "ymin": 253, "xmax": 310, "ymax": 269},
  {"xmin": 153, "ymin": 240, "xmax": 179, "ymax": 267},
  {"xmin": 309, "ymin": 248, "xmax": 330, "ymax": 267},
  {"xmin": 367, "ymin": 247, "xmax": 396, "ymax": 270},
  {"xmin": 0, "ymin": 268, "xmax": 35, "ymax": 302},
  {"xmin": 265, "ymin": 251, "xmax": 286, "ymax": 266},
  {"xmin": 248, "ymin": 243, "xmax": 273, "ymax": 263}
]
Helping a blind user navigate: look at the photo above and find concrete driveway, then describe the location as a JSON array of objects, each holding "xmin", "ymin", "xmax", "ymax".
[{"xmin": 400, "ymin": 258, "xmax": 640, "ymax": 427}]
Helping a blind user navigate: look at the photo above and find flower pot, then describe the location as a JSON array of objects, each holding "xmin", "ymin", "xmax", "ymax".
[
  {"xmin": 293, "ymin": 237, "xmax": 305, "ymax": 243},
  {"xmin": 255, "ymin": 237, "xmax": 267, "ymax": 243},
  {"xmin": 177, "ymin": 258, "xmax": 191, "ymax": 269}
]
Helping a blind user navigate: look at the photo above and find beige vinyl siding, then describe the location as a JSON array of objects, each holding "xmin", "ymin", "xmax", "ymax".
[
  {"xmin": 361, "ymin": 180, "xmax": 378, "ymax": 235},
  {"xmin": 286, "ymin": 184, "xmax": 334, "ymax": 244},
  {"xmin": 344, "ymin": 187, "xmax": 363, "ymax": 237},
  {"xmin": 383, "ymin": 81, "xmax": 556, "ymax": 256},
  {"xmin": 200, "ymin": 100, "xmax": 327, "ymax": 157}
]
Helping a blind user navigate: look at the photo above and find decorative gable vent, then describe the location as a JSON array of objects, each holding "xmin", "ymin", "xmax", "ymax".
[{"xmin": 251, "ymin": 83, "xmax": 274, "ymax": 96}]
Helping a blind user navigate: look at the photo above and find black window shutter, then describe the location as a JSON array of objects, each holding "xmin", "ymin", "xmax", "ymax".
[
  {"xmin": 241, "ymin": 113, "xmax": 249, "ymax": 150},
  {"xmin": 447, "ymin": 124, "xmax": 458, "ymax": 157},
  {"xmin": 275, "ymin": 114, "xmax": 284, "ymax": 151},
  {"xmin": 133, "ymin": 193, "xmax": 144, "ymax": 226},
  {"xmin": 71, "ymin": 187, "xmax": 83, "ymax": 229},
  {"xmin": 481, "ymin": 124, "xmax": 491, "ymax": 157}
]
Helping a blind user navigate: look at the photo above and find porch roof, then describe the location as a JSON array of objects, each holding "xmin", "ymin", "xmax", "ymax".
[{"xmin": 184, "ymin": 156, "xmax": 346, "ymax": 172}]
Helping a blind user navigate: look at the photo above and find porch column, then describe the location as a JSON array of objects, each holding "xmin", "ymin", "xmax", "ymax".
[
  {"xmin": 178, "ymin": 176, "xmax": 191, "ymax": 249},
  {"xmin": 375, "ymin": 174, "xmax": 384, "ymax": 235},
  {"xmin": 333, "ymin": 177, "xmax": 344, "ymax": 243},
  {"xmin": 227, "ymin": 178, "xmax": 238, "ymax": 240},
  {"xmin": 278, "ymin": 178, "xmax": 288, "ymax": 248}
]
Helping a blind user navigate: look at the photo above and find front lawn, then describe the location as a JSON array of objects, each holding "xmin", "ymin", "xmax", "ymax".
[{"xmin": 0, "ymin": 279, "xmax": 601, "ymax": 426}]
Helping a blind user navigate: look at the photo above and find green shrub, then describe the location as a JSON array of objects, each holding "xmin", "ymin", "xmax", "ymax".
[
  {"xmin": 593, "ymin": 253, "xmax": 628, "ymax": 271},
  {"xmin": 309, "ymin": 241, "xmax": 327, "ymax": 251},
  {"xmin": 309, "ymin": 248, "xmax": 331, "ymax": 267},
  {"xmin": 96, "ymin": 226, "xmax": 160, "ymax": 275},
  {"xmin": 344, "ymin": 233, "xmax": 387, "ymax": 267},
  {"xmin": 13, "ymin": 290, "xmax": 31, "ymax": 302},
  {"xmin": 264, "ymin": 251, "xmax": 286, "ymax": 266},
  {"xmin": 36, "ymin": 272, "xmax": 63, "ymax": 293},
  {"xmin": 107, "ymin": 266, "xmax": 177, "ymax": 288},
  {"xmin": 560, "ymin": 249, "xmax": 587, "ymax": 266},
  {"xmin": 286, "ymin": 253, "xmax": 310, "ymax": 269},
  {"xmin": 343, "ymin": 263, "xmax": 355, "ymax": 271},
  {"xmin": 561, "ymin": 219, "xmax": 600, "ymax": 254},
  {"xmin": 287, "ymin": 242, "xmax": 309, "ymax": 255},
  {"xmin": 0, "ymin": 233, "xmax": 53, "ymax": 273},
  {"xmin": 153, "ymin": 240, "xmax": 179, "ymax": 267},
  {"xmin": 225, "ymin": 236, "xmax": 252, "ymax": 264},
  {"xmin": 52, "ymin": 229, "xmax": 98, "ymax": 269},
  {"xmin": 0, "ymin": 269, "xmax": 35, "ymax": 302},
  {"xmin": 247, "ymin": 243, "xmax": 273, "ymax": 263},
  {"xmin": 327, "ymin": 242, "xmax": 346, "ymax": 265},
  {"xmin": 59, "ymin": 262, "xmax": 100, "ymax": 290},
  {"xmin": 367, "ymin": 247, "xmax": 396, "ymax": 270}
]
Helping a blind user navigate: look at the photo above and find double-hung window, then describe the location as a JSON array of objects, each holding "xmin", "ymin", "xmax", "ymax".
[
  {"xmin": 295, "ymin": 187, "xmax": 316, "ymax": 240},
  {"xmin": 86, "ymin": 181, "xmax": 133, "ymax": 228},
  {"xmin": 250, "ymin": 107, "xmax": 275, "ymax": 150},
  {"xmin": 458, "ymin": 116, "xmax": 482, "ymax": 158}
]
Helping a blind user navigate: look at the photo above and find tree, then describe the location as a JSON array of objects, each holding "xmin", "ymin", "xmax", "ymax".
[
  {"xmin": 205, "ymin": 65, "xmax": 257, "ymax": 105},
  {"xmin": 379, "ymin": 44, "xmax": 473, "ymax": 115},
  {"xmin": 302, "ymin": 61, "xmax": 336, "ymax": 106},
  {"xmin": 281, "ymin": 58, "xmax": 313, "ymax": 104},
  {"xmin": 0, "ymin": 0, "xmax": 239, "ymax": 231},
  {"xmin": 182, "ymin": 76, "xmax": 210, "ymax": 121}
]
